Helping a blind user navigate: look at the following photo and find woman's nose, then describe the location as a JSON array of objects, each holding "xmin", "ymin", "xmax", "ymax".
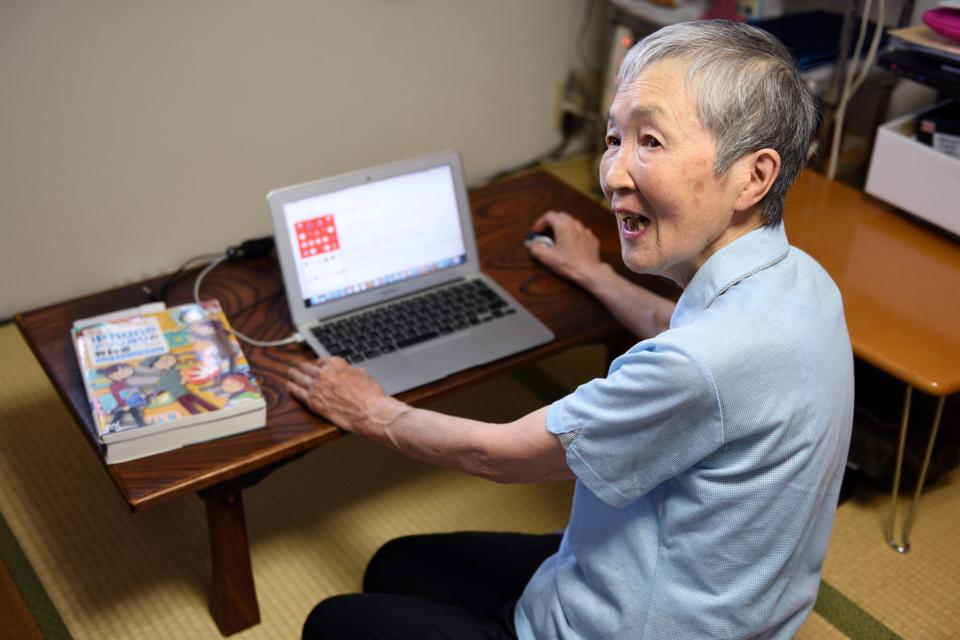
[{"xmin": 602, "ymin": 150, "xmax": 635, "ymax": 194}]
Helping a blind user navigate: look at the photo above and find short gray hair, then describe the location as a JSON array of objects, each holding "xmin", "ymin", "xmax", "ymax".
[{"xmin": 618, "ymin": 20, "xmax": 818, "ymax": 226}]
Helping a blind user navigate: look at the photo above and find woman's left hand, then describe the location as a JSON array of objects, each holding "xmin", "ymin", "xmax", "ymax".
[{"xmin": 286, "ymin": 357, "xmax": 388, "ymax": 433}]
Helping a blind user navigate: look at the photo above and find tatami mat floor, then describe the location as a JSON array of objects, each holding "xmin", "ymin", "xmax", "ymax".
[{"xmin": 1, "ymin": 158, "xmax": 958, "ymax": 639}]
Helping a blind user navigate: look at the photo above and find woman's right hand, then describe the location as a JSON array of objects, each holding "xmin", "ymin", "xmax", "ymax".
[{"xmin": 527, "ymin": 210, "xmax": 606, "ymax": 288}]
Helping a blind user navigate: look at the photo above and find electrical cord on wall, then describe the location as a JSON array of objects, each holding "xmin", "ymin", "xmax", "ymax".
[
  {"xmin": 487, "ymin": 82, "xmax": 592, "ymax": 183},
  {"xmin": 576, "ymin": 0, "xmax": 598, "ymax": 72},
  {"xmin": 487, "ymin": 0, "xmax": 601, "ymax": 183},
  {"xmin": 827, "ymin": 0, "xmax": 886, "ymax": 181}
]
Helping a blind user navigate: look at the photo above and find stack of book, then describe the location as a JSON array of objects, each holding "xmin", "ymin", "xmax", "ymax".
[{"xmin": 72, "ymin": 299, "xmax": 266, "ymax": 464}]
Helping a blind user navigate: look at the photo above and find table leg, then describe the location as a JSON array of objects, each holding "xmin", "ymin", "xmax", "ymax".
[
  {"xmin": 195, "ymin": 455, "xmax": 307, "ymax": 635},
  {"xmin": 201, "ymin": 489, "xmax": 260, "ymax": 635},
  {"xmin": 884, "ymin": 386, "xmax": 947, "ymax": 553}
]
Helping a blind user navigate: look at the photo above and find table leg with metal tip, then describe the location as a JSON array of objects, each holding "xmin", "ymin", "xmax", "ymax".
[{"xmin": 885, "ymin": 386, "xmax": 947, "ymax": 553}]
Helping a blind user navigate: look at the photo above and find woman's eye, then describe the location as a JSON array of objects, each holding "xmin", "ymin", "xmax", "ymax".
[
  {"xmin": 605, "ymin": 135, "xmax": 621, "ymax": 148},
  {"xmin": 641, "ymin": 135, "xmax": 661, "ymax": 149}
]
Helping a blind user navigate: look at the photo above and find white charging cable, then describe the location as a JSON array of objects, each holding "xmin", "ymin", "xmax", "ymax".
[{"xmin": 193, "ymin": 254, "xmax": 302, "ymax": 347}]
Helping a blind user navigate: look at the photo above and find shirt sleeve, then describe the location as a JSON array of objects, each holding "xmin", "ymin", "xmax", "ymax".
[{"xmin": 547, "ymin": 341, "xmax": 724, "ymax": 507}]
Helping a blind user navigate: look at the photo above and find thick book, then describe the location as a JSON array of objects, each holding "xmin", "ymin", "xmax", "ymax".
[{"xmin": 71, "ymin": 299, "xmax": 267, "ymax": 464}]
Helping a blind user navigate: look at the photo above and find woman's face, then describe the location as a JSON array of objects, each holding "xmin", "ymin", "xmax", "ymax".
[{"xmin": 600, "ymin": 60, "xmax": 762, "ymax": 286}]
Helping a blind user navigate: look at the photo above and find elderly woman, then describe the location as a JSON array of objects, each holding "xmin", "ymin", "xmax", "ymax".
[{"xmin": 287, "ymin": 19, "xmax": 853, "ymax": 640}]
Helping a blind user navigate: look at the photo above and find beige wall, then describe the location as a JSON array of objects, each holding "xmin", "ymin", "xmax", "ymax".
[{"xmin": 0, "ymin": 0, "xmax": 600, "ymax": 319}]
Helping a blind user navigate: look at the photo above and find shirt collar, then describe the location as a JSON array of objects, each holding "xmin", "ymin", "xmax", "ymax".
[{"xmin": 670, "ymin": 223, "xmax": 789, "ymax": 329}]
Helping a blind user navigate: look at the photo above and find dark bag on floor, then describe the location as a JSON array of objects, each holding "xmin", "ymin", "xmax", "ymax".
[{"xmin": 848, "ymin": 360, "xmax": 958, "ymax": 490}]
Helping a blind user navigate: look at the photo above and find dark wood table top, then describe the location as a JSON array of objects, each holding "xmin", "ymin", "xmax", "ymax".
[{"xmin": 17, "ymin": 172, "xmax": 664, "ymax": 511}]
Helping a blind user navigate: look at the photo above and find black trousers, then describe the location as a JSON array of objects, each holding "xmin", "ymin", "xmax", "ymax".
[{"xmin": 302, "ymin": 531, "xmax": 563, "ymax": 640}]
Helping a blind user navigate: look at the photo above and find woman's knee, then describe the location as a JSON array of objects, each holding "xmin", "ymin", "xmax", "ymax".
[
  {"xmin": 302, "ymin": 595, "xmax": 365, "ymax": 640},
  {"xmin": 363, "ymin": 534, "xmax": 435, "ymax": 592}
]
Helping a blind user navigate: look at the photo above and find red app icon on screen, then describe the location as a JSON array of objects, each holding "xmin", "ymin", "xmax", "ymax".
[{"xmin": 295, "ymin": 215, "xmax": 340, "ymax": 259}]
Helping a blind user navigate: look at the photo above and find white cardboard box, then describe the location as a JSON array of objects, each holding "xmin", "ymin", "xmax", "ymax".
[{"xmin": 865, "ymin": 102, "xmax": 960, "ymax": 237}]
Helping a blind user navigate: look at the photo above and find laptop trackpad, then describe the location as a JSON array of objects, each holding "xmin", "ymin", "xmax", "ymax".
[{"xmin": 406, "ymin": 333, "xmax": 494, "ymax": 381}]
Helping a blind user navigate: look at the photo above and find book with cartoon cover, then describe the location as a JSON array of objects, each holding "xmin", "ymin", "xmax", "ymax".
[{"xmin": 71, "ymin": 299, "xmax": 266, "ymax": 463}]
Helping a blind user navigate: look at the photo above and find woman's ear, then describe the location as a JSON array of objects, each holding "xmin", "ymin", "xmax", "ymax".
[{"xmin": 734, "ymin": 148, "xmax": 781, "ymax": 212}]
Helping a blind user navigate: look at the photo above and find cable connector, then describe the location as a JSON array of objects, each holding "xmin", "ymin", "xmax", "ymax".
[{"xmin": 226, "ymin": 236, "xmax": 275, "ymax": 261}]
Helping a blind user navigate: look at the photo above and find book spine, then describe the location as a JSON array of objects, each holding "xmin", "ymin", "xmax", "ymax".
[{"xmin": 71, "ymin": 330, "xmax": 109, "ymax": 441}]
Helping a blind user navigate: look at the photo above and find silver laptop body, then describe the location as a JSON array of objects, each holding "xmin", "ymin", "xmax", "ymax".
[{"xmin": 268, "ymin": 150, "xmax": 554, "ymax": 395}]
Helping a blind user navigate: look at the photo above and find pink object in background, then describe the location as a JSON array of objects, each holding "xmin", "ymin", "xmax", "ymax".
[
  {"xmin": 923, "ymin": 7, "xmax": 960, "ymax": 43},
  {"xmin": 704, "ymin": 0, "xmax": 743, "ymax": 21}
]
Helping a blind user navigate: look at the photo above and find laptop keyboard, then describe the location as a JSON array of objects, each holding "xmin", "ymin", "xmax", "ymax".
[{"xmin": 310, "ymin": 279, "xmax": 516, "ymax": 364}]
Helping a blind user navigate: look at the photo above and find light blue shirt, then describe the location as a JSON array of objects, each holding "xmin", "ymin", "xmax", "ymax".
[{"xmin": 515, "ymin": 223, "xmax": 854, "ymax": 639}]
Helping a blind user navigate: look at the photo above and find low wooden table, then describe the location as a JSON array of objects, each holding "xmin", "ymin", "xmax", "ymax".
[
  {"xmin": 16, "ymin": 172, "xmax": 658, "ymax": 635},
  {"xmin": 784, "ymin": 170, "xmax": 960, "ymax": 553}
]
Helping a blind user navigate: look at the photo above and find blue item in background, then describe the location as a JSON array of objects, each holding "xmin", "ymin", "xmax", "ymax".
[{"xmin": 751, "ymin": 11, "xmax": 887, "ymax": 70}]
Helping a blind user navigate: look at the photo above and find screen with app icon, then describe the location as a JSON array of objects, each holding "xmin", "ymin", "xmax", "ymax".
[{"xmin": 282, "ymin": 165, "xmax": 467, "ymax": 308}]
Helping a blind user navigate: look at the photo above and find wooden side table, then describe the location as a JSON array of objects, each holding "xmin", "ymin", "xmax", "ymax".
[{"xmin": 785, "ymin": 170, "xmax": 960, "ymax": 553}]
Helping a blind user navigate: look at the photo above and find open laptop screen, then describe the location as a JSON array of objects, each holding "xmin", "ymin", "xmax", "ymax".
[{"xmin": 280, "ymin": 165, "xmax": 468, "ymax": 308}]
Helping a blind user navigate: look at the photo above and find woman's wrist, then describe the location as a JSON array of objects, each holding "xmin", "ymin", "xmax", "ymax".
[
  {"xmin": 578, "ymin": 261, "xmax": 616, "ymax": 295},
  {"xmin": 364, "ymin": 396, "xmax": 412, "ymax": 443}
]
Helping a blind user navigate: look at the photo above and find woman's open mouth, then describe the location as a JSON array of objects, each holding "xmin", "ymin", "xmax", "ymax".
[{"xmin": 617, "ymin": 213, "xmax": 650, "ymax": 237}]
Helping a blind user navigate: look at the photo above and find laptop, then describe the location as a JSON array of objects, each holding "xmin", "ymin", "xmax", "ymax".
[{"xmin": 267, "ymin": 150, "xmax": 554, "ymax": 395}]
